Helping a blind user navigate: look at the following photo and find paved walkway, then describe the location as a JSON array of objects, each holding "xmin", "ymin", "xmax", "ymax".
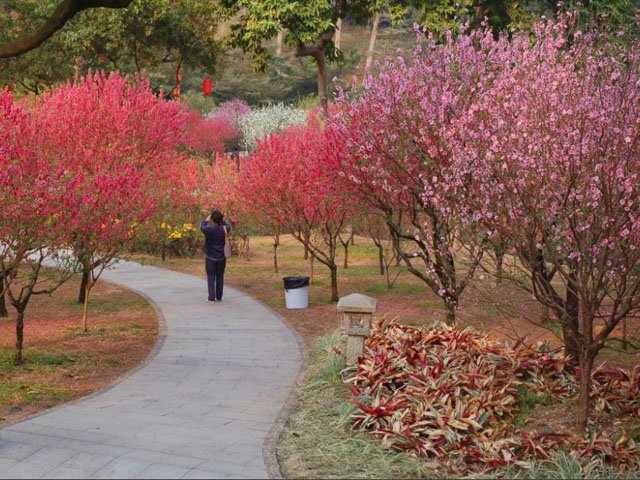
[{"xmin": 0, "ymin": 261, "xmax": 302, "ymax": 479}]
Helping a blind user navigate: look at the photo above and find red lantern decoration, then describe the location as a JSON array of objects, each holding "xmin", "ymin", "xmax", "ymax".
[
  {"xmin": 172, "ymin": 85, "xmax": 181, "ymax": 98},
  {"xmin": 203, "ymin": 78, "xmax": 213, "ymax": 95}
]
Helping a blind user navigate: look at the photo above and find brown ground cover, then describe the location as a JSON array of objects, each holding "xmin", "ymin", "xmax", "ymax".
[{"xmin": 0, "ymin": 274, "xmax": 158, "ymax": 425}]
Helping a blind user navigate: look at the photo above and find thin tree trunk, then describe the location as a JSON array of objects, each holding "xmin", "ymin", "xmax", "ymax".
[
  {"xmin": 350, "ymin": 235, "xmax": 355, "ymax": 246},
  {"xmin": 310, "ymin": 254, "xmax": 314, "ymax": 283},
  {"xmin": 576, "ymin": 350, "xmax": 595, "ymax": 431},
  {"xmin": 276, "ymin": 29, "xmax": 284, "ymax": 56},
  {"xmin": 78, "ymin": 265, "xmax": 90, "ymax": 303},
  {"xmin": 343, "ymin": 243, "xmax": 349, "ymax": 269},
  {"xmin": 334, "ymin": 18, "xmax": 342, "ymax": 51},
  {"xmin": 365, "ymin": 13, "xmax": 381, "ymax": 72},
  {"xmin": 374, "ymin": 240, "xmax": 384, "ymax": 275},
  {"xmin": 393, "ymin": 241, "xmax": 401, "ymax": 266},
  {"xmin": 315, "ymin": 53, "xmax": 328, "ymax": 115},
  {"xmin": 330, "ymin": 264, "xmax": 339, "ymax": 302},
  {"xmin": 563, "ymin": 272, "xmax": 581, "ymax": 363},
  {"xmin": 444, "ymin": 298, "xmax": 457, "ymax": 326},
  {"xmin": 495, "ymin": 250, "xmax": 504, "ymax": 284},
  {"xmin": 273, "ymin": 235, "xmax": 280, "ymax": 273},
  {"xmin": 82, "ymin": 280, "xmax": 94, "ymax": 333},
  {"xmin": 303, "ymin": 243, "xmax": 309, "ymax": 260},
  {"xmin": 15, "ymin": 308, "xmax": 25, "ymax": 364},
  {"xmin": 0, "ymin": 271, "xmax": 7, "ymax": 318},
  {"xmin": 622, "ymin": 318, "xmax": 628, "ymax": 351}
]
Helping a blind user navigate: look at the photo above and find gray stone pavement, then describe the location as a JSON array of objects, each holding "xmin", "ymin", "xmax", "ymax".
[{"xmin": 0, "ymin": 261, "xmax": 302, "ymax": 479}]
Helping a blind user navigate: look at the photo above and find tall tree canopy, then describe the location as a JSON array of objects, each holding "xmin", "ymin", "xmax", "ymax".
[
  {"xmin": 222, "ymin": 0, "xmax": 409, "ymax": 112},
  {"xmin": 0, "ymin": 0, "xmax": 133, "ymax": 58},
  {"xmin": 0, "ymin": 0, "xmax": 224, "ymax": 94}
]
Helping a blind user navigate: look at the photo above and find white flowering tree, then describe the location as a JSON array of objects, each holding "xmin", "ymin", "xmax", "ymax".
[{"xmin": 239, "ymin": 103, "xmax": 307, "ymax": 152}]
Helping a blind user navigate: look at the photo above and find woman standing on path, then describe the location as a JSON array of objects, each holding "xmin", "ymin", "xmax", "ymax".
[{"xmin": 200, "ymin": 210, "xmax": 230, "ymax": 303}]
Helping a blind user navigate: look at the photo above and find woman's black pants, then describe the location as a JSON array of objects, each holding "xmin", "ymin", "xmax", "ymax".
[{"xmin": 205, "ymin": 257, "xmax": 226, "ymax": 301}]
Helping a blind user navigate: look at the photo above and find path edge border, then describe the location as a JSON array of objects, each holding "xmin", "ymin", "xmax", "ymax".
[
  {"xmin": 0, "ymin": 276, "xmax": 168, "ymax": 430},
  {"xmin": 249, "ymin": 296, "xmax": 308, "ymax": 480}
]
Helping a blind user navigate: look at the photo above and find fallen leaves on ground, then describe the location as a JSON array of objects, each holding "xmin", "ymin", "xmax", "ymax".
[{"xmin": 346, "ymin": 321, "xmax": 640, "ymax": 473}]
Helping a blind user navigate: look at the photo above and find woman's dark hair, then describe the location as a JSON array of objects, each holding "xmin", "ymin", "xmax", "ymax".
[{"xmin": 211, "ymin": 210, "xmax": 223, "ymax": 225}]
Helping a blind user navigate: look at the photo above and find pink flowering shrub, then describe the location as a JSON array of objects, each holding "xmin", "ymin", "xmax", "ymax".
[{"xmin": 207, "ymin": 98, "xmax": 251, "ymax": 150}]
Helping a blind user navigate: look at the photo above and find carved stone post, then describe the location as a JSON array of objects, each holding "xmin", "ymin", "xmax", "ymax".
[{"xmin": 337, "ymin": 293, "xmax": 377, "ymax": 365}]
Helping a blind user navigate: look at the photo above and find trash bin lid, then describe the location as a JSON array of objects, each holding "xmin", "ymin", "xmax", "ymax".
[{"xmin": 283, "ymin": 276, "xmax": 310, "ymax": 289}]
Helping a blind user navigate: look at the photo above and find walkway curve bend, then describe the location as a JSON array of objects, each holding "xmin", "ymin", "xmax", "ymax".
[{"xmin": 0, "ymin": 260, "xmax": 303, "ymax": 479}]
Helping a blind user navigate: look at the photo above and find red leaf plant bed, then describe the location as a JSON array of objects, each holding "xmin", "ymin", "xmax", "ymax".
[{"xmin": 345, "ymin": 321, "xmax": 640, "ymax": 474}]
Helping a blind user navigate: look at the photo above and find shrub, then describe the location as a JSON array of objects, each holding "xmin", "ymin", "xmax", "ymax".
[{"xmin": 239, "ymin": 103, "xmax": 307, "ymax": 151}]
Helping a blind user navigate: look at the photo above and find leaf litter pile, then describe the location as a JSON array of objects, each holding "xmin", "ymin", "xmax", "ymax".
[{"xmin": 345, "ymin": 321, "xmax": 640, "ymax": 473}]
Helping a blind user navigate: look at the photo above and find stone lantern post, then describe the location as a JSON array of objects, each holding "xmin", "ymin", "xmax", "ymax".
[{"xmin": 337, "ymin": 293, "xmax": 377, "ymax": 365}]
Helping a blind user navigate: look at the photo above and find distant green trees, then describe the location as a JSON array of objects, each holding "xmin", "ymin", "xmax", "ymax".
[
  {"xmin": 222, "ymin": 0, "xmax": 410, "ymax": 113},
  {"xmin": 0, "ymin": 0, "xmax": 224, "ymax": 94}
]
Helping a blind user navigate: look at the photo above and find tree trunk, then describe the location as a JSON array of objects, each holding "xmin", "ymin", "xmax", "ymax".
[
  {"xmin": 0, "ymin": 271, "xmax": 7, "ymax": 318},
  {"xmin": 350, "ymin": 235, "xmax": 355, "ymax": 246},
  {"xmin": 495, "ymin": 251, "xmax": 504, "ymax": 284},
  {"xmin": 330, "ymin": 264, "xmax": 339, "ymax": 302},
  {"xmin": 276, "ymin": 29, "xmax": 284, "ymax": 56},
  {"xmin": 303, "ymin": 243, "xmax": 309, "ymax": 260},
  {"xmin": 622, "ymin": 318, "xmax": 628, "ymax": 351},
  {"xmin": 82, "ymin": 280, "xmax": 94, "ymax": 333},
  {"xmin": 315, "ymin": 53, "xmax": 328, "ymax": 115},
  {"xmin": 342, "ymin": 243, "xmax": 349, "ymax": 269},
  {"xmin": 374, "ymin": 241, "xmax": 384, "ymax": 275},
  {"xmin": 78, "ymin": 265, "xmax": 90, "ymax": 303},
  {"xmin": 334, "ymin": 18, "xmax": 342, "ymax": 51},
  {"xmin": 444, "ymin": 298, "xmax": 457, "ymax": 326},
  {"xmin": 310, "ymin": 254, "xmax": 314, "ymax": 283},
  {"xmin": 161, "ymin": 241, "xmax": 167, "ymax": 261},
  {"xmin": 365, "ymin": 13, "xmax": 381, "ymax": 72},
  {"xmin": 576, "ymin": 350, "xmax": 595, "ymax": 431},
  {"xmin": 563, "ymin": 274, "xmax": 581, "ymax": 364},
  {"xmin": 273, "ymin": 241, "xmax": 279, "ymax": 273},
  {"xmin": 15, "ymin": 308, "xmax": 25, "ymax": 364},
  {"xmin": 393, "ymin": 242, "xmax": 401, "ymax": 266}
]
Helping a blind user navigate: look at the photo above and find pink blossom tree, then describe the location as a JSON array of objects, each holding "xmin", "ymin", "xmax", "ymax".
[
  {"xmin": 465, "ymin": 22, "xmax": 640, "ymax": 430},
  {"xmin": 329, "ymin": 28, "xmax": 500, "ymax": 324},
  {"xmin": 207, "ymin": 98, "xmax": 251, "ymax": 150}
]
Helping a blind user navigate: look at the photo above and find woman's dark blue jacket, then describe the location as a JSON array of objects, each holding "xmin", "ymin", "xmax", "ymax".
[{"xmin": 200, "ymin": 221, "xmax": 230, "ymax": 261}]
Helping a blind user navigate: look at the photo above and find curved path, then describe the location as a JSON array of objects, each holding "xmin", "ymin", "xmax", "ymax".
[{"xmin": 0, "ymin": 261, "xmax": 302, "ymax": 479}]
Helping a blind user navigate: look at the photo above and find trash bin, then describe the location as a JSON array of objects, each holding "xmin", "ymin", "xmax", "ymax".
[{"xmin": 283, "ymin": 276, "xmax": 310, "ymax": 309}]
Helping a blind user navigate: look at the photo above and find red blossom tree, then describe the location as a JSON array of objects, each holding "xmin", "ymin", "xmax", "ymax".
[
  {"xmin": 201, "ymin": 154, "xmax": 252, "ymax": 257},
  {"xmin": 31, "ymin": 71, "xmax": 197, "ymax": 332},
  {"xmin": 0, "ymin": 90, "xmax": 78, "ymax": 363},
  {"xmin": 185, "ymin": 109, "xmax": 236, "ymax": 160},
  {"xmin": 241, "ymin": 124, "xmax": 354, "ymax": 301}
]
